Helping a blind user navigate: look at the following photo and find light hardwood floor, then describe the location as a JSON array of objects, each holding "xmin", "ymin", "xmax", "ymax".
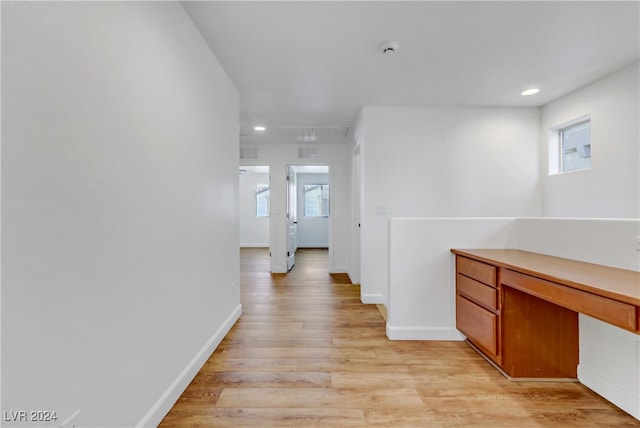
[{"xmin": 160, "ymin": 248, "xmax": 639, "ymax": 427}]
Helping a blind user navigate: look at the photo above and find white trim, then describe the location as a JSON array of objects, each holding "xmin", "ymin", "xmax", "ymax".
[
  {"xmin": 271, "ymin": 265, "xmax": 287, "ymax": 274},
  {"xmin": 137, "ymin": 304, "xmax": 243, "ymax": 427},
  {"xmin": 329, "ymin": 266, "xmax": 349, "ymax": 275},
  {"xmin": 578, "ymin": 364, "xmax": 640, "ymax": 421},
  {"xmin": 360, "ymin": 293, "xmax": 385, "ymax": 304},
  {"xmin": 386, "ymin": 324, "xmax": 466, "ymax": 341},
  {"xmin": 346, "ymin": 269, "xmax": 360, "ymax": 285},
  {"xmin": 240, "ymin": 243, "xmax": 269, "ymax": 248}
]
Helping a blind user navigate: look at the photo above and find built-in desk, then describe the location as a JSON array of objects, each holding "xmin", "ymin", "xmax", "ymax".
[{"xmin": 451, "ymin": 249, "xmax": 640, "ymax": 380}]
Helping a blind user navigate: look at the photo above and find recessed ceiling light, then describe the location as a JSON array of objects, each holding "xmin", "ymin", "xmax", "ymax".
[
  {"xmin": 254, "ymin": 126, "xmax": 266, "ymax": 131},
  {"xmin": 521, "ymin": 88, "xmax": 540, "ymax": 96}
]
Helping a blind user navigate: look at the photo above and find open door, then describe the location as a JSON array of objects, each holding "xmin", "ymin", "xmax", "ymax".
[{"xmin": 286, "ymin": 166, "xmax": 297, "ymax": 271}]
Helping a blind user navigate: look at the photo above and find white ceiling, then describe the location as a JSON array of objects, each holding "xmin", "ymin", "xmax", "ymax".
[{"xmin": 182, "ymin": 1, "xmax": 639, "ymax": 145}]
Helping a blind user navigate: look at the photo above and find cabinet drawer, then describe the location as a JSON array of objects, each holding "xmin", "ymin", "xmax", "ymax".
[
  {"xmin": 501, "ymin": 269, "xmax": 638, "ymax": 333},
  {"xmin": 457, "ymin": 273, "xmax": 497, "ymax": 311},
  {"xmin": 456, "ymin": 295, "xmax": 498, "ymax": 356},
  {"xmin": 457, "ymin": 256, "xmax": 496, "ymax": 287}
]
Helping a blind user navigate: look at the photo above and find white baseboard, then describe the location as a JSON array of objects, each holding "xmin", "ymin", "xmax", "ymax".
[
  {"xmin": 578, "ymin": 364, "xmax": 640, "ymax": 420},
  {"xmin": 386, "ymin": 324, "xmax": 466, "ymax": 341},
  {"xmin": 329, "ymin": 266, "xmax": 348, "ymax": 275},
  {"xmin": 346, "ymin": 269, "xmax": 360, "ymax": 285},
  {"xmin": 137, "ymin": 304, "xmax": 243, "ymax": 427},
  {"xmin": 240, "ymin": 243, "xmax": 269, "ymax": 248},
  {"xmin": 360, "ymin": 293, "xmax": 385, "ymax": 304}
]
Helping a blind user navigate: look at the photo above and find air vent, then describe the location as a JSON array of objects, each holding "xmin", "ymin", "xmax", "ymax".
[
  {"xmin": 240, "ymin": 147, "xmax": 258, "ymax": 160},
  {"xmin": 298, "ymin": 147, "xmax": 317, "ymax": 159},
  {"xmin": 278, "ymin": 126, "xmax": 349, "ymax": 142}
]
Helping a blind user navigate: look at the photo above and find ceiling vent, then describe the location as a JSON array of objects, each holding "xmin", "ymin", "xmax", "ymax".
[
  {"xmin": 240, "ymin": 147, "xmax": 258, "ymax": 160},
  {"xmin": 298, "ymin": 147, "xmax": 317, "ymax": 159},
  {"xmin": 278, "ymin": 126, "xmax": 349, "ymax": 143}
]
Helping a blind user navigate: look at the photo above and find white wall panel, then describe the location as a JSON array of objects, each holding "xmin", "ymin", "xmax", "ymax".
[
  {"xmin": 1, "ymin": 2, "xmax": 240, "ymax": 426},
  {"xmin": 388, "ymin": 218, "xmax": 516, "ymax": 339}
]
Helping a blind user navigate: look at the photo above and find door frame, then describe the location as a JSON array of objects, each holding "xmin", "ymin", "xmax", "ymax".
[
  {"xmin": 350, "ymin": 143, "xmax": 361, "ymax": 284},
  {"xmin": 239, "ymin": 165, "xmax": 271, "ymax": 250},
  {"xmin": 285, "ymin": 164, "xmax": 332, "ymax": 272},
  {"xmin": 286, "ymin": 165, "xmax": 297, "ymax": 271}
]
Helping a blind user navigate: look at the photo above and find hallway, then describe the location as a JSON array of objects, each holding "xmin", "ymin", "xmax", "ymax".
[{"xmin": 160, "ymin": 248, "xmax": 637, "ymax": 426}]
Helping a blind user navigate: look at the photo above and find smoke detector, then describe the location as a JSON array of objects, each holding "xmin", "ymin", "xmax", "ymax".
[{"xmin": 380, "ymin": 41, "xmax": 399, "ymax": 54}]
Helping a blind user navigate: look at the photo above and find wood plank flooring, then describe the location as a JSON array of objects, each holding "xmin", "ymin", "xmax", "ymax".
[{"xmin": 159, "ymin": 248, "xmax": 639, "ymax": 427}]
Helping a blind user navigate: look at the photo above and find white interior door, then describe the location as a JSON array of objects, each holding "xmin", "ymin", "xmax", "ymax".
[{"xmin": 286, "ymin": 166, "xmax": 297, "ymax": 271}]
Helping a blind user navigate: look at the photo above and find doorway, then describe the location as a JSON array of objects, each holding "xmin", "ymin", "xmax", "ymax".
[
  {"xmin": 286, "ymin": 165, "xmax": 330, "ymax": 272},
  {"xmin": 239, "ymin": 165, "xmax": 270, "ymax": 249}
]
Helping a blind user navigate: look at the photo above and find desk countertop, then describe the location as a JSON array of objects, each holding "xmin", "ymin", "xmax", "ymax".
[{"xmin": 451, "ymin": 249, "xmax": 640, "ymax": 307}]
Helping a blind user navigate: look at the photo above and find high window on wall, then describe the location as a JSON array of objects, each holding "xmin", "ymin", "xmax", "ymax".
[
  {"xmin": 256, "ymin": 184, "xmax": 270, "ymax": 217},
  {"xmin": 549, "ymin": 116, "xmax": 591, "ymax": 175},
  {"xmin": 304, "ymin": 184, "xmax": 329, "ymax": 217}
]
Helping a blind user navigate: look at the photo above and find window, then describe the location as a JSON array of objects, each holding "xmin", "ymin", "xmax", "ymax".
[
  {"xmin": 560, "ymin": 120, "xmax": 591, "ymax": 173},
  {"xmin": 549, "ymin": 117, "xmax": 591, "ymax": 175},
  {"xmin": 256, "ymin": 184, "xmax": 269, "ymax": 217},
  {"xmin": 304, "ymin": 184, "xmax": 329, "ymax": 217}
]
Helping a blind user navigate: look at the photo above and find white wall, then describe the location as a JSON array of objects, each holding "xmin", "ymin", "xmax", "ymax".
[
  {"xmin": 239, "ymin": 172, "xmax": 270, "ymax": 247},
  {"xmin": 2, "ymin": 2, "xmax": 240, "ymax": 426},
  {"xmin": 297, "ymin": 173, "xmax": 329, "ymax": 248},
  {"xmin": 388, "ymin": 218, "xmax": 516, "ymax": 340},
  {"xmin": 239, "ymin": 144, "xmax": 351, "ymax": 273},
  {"xmin": 357, "ymin": 106, "xmax": 541, "ymax": 303},
  {"xmin": 515, "ymin": 218, "xmax": 640, "ymax": 270},
  {"xmin": 541, "ymin": 62, "xmax": 639, "ymax": 218}
]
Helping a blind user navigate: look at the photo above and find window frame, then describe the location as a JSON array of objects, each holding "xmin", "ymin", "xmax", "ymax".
[
  {"xmin": 559, "ymin": 119, "xmax": 591, "ymax": 173},
  {"xmin": 548, "ymin": 115, "xmax": 592, "ymax": 176}
]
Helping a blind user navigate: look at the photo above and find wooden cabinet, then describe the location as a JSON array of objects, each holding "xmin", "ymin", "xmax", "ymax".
[
  {"xmin": 455, "ymin": 256, "xmax": 500, "ymax": 364},
  {"xmin": 502, "ymin": 269, "xmax": 637, "ymax": 332},
  {"xmin": 456, "ymin": 293, "xmax": 498, "ymax": 357},
  {"xmin": 457, "ymin": 256, "xmax": 496, "ymax": 287},
  {"xmin": 453, "ymin": 249, "xmax": 640, "ymax": 381},
  {"xmin": 501, "ymin": 285, "xmax": 578, "ymax": 379}
]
